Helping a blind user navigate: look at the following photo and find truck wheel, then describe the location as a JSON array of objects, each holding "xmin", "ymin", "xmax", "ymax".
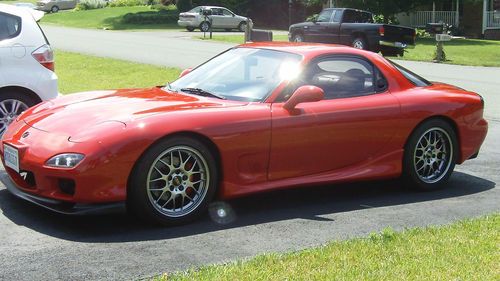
[
  {"xmin": 381, "ymin": 49, "xmax": 405, "ymax": 57},
  {"xmin": 352, "ymin": 37, "xmax": 367, "ymax": 50},
  {"xmin": 292, "ymin": 33, "xmax": 304, "ymax": 42}
]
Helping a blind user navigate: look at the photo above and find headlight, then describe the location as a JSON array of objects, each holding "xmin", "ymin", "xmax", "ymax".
[{"xmin": 46, "ymin": 153, "xmax": 85, "ymax": 168}]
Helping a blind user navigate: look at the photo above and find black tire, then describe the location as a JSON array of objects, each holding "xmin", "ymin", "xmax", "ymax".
[
  {"xmin": 0, "ymin": 91, "xmax": 37, "ymax": 137},
  {"xmin": 128, "ymin": 136, "xmax": 218, "ymax": 225},
  {"xmin": 291, "ymin": 32, "xmax": 304, "ymax": 42},
  {"xmin": 352, "ymin": 37, "xmax": 367, "ymax": 50},
  {"xmin": 186, "ymin": 26, "xmax": 195, "ymax": 32},
  {"xmin": 403, "ymin": 119, "xmax": 458, "ymax": 191},
  {"xmin": 199, "ymin": 21, "xmax": 210, "ymax": 32},
  {"xmin": 238, "ymin": 21, "xmax": 247, "ymax": 32},
  {"xmin": 51, "ymin": 5, "xmax": 59, "ymax": 13}
]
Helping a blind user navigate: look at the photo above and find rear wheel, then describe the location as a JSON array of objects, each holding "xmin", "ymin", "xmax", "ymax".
[
  {"xmin": 51, "ymin": 5, "xmax": 59, "ymax": 13},
  {"xmin": 128, "ymin": 136, "xmax": 218, "ymax": 225},
  {"xmin": 200, "ymin": 21, "xmax": 210, "ymax": 32},
  {"xmin": 0, "ymin": 91, "xmax": 36, "ymax": 137},
  {"xmin": 403, "ymin": 119, "xmax": 457, "ymax": 191},
  {"xmin": 186, "ymin": 26, "xmax": 195, "ymax": 32},
  {"xmin": 352, "ymin": 37, "xmax": 367, "ymax": 50}
]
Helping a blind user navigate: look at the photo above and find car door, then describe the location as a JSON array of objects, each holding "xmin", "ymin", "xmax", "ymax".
[
  {"xmin": 209, "ymin": 8, "xmax": 224, "ymax": 28},
  {"xmin": 304, "ymin": 9, "xmax": 333, "ymax": 43},
  {"xmin": 221, "ymin": 8, "xmax": 238, "ymax": 28},
  {"xmin": 268, "ymin": 55, "xmax": 401, "ymax": 180}
]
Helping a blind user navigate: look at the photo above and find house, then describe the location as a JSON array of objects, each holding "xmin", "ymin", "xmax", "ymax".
[{"xmin": 324, "ymin": 0, "xmax": 500, "ymax": 39}]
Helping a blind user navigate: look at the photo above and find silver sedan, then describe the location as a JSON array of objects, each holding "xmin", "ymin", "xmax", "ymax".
[{"xmin": 178, "ymin": 6, "xmax": 248, "ymax": 32}]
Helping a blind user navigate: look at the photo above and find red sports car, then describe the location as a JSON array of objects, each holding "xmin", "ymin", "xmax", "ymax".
[{"xmin": 0, "ymin": 43, "xmax": 487, "ymax": 225}]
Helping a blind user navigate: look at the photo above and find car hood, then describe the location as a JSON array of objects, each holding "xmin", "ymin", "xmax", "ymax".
[
  {"xmin": 289, "ymin": 22, "xmax": 311, "ymax": 30},
  {"xmin": 20, "ymin": 87, "xmax": 246, "ymax": 137}
]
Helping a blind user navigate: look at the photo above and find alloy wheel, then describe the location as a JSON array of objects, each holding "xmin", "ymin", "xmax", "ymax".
[
  {"xmin": 0, "ymin": 99, "xmax": 29, "ymax": 136},
  {"xmin": 413, "ymin": 127, "xmax": 453, "ymax": 184},
  {"xmin": 146, "ymin": 146, "xmax": 210, "ymax": 218}
]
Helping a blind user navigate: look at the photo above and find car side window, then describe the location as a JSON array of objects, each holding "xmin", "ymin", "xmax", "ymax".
[
  {"xmin": 222, "ymin": 9, "xmax": 233, "ymax": 16},
  {"xmin": 0, "ymin": 12, "xmax": 21, "ymax": 41},
  {"xmin": 332, "ymin": 10, "xmax": 342, "ymax": 23},
  {"xmin": 300, "ymin": 57, "xmax": 381, "ymax": 100},
  {"xmin": 211, "ymin": 8, "xmax": 223, "ymax": 16},
  {"xmin": 316, "ymin": 9, "xmax": 333, "ymax": 22}
]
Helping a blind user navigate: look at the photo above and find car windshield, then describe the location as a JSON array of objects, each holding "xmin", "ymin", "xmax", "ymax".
[{"xmin": 168, "ymin": 48, "xmax": 303, "ymax": 102}]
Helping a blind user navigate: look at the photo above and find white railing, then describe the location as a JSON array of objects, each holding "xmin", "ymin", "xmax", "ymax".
[
  {"xmin": 409, "ymin": 11, "xmax": 458, "ymax": 27},
  {"xmin": 486, "ymin": 11, "xmax": 500, "ymax": 28}
]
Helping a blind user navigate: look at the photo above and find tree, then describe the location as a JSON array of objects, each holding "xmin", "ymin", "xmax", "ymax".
[{"xmin": 176, "ymin": 0, "xmax": 192, "ymax": 12}]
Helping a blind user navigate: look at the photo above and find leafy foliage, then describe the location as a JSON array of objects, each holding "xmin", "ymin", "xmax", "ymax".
[
  {"xmin": 108, "ymin": 0, "xmax": 146, "ymax": 7},
  {"xmin": 122, "ymin": 9, "xmax": 179, "ymax": 23},
  {"xmin": 176, "ymin": 0, "xmax": 192, "ymax": 12},
  {"xmin": 75, "ymin": 0, "xmax": 107, "ymax": 11}
]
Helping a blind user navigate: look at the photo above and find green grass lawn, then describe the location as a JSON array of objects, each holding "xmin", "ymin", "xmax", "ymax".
[
  {"xmin": 56, "ymin": 51, "xmax": 181, "ymax": 94},
  {"xmin": 198, "ymin": 34, "xmax": 289, "ymax": 44},
  {"xmin": 393, "ymin": 37, "xmax": 500, "ymax": 67},
  {"xmin": 157, "ymin": 214, "xmax": 499, "ymax": 281},
  {"xmin": 0, "ymin": 0, "xmax": 37, "ymax": 4},
  {"xmin": 41, "ymin": 6, "xmax": 180, "ymax": 30}
]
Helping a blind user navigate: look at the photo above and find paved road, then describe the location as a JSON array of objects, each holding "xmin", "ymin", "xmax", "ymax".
[{"xmin": 0, "ymin": 26, "xmax": 498, "ymax": 280}]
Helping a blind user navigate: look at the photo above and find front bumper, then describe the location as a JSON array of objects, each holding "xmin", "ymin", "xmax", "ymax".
[
  {"xmin": 379, "ymin": 40, "xmax": 415, "ymax": 49},
  {"xmin": 0, "ymin": 171, "xmax": 125, "ymax": 215}
]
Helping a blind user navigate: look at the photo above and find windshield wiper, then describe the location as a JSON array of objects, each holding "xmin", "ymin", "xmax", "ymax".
[{"xmin": 180, "ymin": 88, "xmax": 226, "ymax": 100}]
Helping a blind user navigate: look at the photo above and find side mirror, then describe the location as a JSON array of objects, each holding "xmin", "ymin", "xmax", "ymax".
[
  {"xmin": 283, "ymin": 85, "xmax": 324, "ymax": 112},
  {"xmin": 179, "ymin": 68, "xmax": 193, "ymax": 78}
]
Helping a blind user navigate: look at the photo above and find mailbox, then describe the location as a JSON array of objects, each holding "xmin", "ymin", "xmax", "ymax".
[
  {"xmin": 250, "ymin": 29, "xmax": 273, "ymax": 42},
  {"xmin": 426, "ymin": 23, "xmax": 445, "ymax": 34},
  {"xmin": 436, "ymin": 34, "xmax": 452, "ymax": 41}
]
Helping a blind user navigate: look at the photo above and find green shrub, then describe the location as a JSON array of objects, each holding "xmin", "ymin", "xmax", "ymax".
[
  {"xmin": 75, "ymin": 0, "xmax": 107, "ymax": 10},
  {"xmin": 176, "ymin": 0, "xmax": 191, "ymax": 12},
  {"xmin": 151, "ymin": 3, "xmax": 177, "ymax": 11},
  {"xmin": 109, "ymin": 0, "xmax": 145, "ymax": 7},
  {"xmin": 122, "ymin": 10, "xmax": 179, "ymax": 24}
]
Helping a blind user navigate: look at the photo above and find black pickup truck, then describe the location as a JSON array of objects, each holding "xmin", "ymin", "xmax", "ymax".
[{"xmin": 288, "ymin": 8, "xmax": 416, "ymax": 56}]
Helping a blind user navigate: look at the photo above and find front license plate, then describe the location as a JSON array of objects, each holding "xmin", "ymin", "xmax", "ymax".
[{"xmin": 4, "ymin": 145, "xmax": 19, "ymax": 173}]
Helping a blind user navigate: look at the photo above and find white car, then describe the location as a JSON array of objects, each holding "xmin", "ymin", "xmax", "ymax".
[
  {"xmin": 178, "ymin": 6, "xmax": 248, "ymax": 32},
  {"xmin": 0, "ymin": 4, "xmax": 58, "ymax": 136}
]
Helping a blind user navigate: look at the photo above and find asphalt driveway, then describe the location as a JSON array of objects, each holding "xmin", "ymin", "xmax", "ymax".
[{"xmin": 0, "ymin": 25, "xmax": 498, "ymax": 281}]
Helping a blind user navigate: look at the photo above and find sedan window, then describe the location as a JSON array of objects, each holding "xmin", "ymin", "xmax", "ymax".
[
  {"xmin": 0, "ymin": 12, "xmax": 21, "ymax": 41},
  {"xmin": 222, "ymin": 9, "xmax": 233, "ymax": 16}
]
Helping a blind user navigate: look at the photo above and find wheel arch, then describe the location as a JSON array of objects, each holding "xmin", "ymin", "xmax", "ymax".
[
  {"xmin": 403, "ymin": 115, "xmax": 461, "ymax": 163},
  {"xmin": 0, "ymin": 86, "xmax": 42, "ymax": 104},
  {"xmin": 126, "ymin": 130, "xmax": 223, "ymax": 196}
]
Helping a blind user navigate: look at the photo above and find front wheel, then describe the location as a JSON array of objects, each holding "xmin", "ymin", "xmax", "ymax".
[
  {"xmin": 51, "ymin": 5, "xmax": 59, "ymax": 13},
  {"xmin": 128, "ymin": 137, "xmax": 218, "ymax": 225},
  {"xmin": 0, "ymin": 92, "xmax": 36, "ymax": 137},
  {"xmin": 238, "ymin": 22, "xmax": 247, "ymax": 32},
  {"xmin": 403, "ymin": 119, "xmax": 458, "ymax": 191},
  {"xmin": 292, "ymin": 33, "xmax": 304, "ymax": 42}
]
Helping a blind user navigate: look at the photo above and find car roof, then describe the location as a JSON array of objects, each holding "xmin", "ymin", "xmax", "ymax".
[{"xmin": 237, "ymin": 42, "xmax": 379, "ymax": 60}]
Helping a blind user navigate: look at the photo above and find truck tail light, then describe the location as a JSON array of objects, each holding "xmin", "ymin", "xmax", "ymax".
[
  {"xmin": 32, "ymin": 44, "xmax": 54, "ymax": 72},
  {"xmin": 379, "ymin": 26, "xmax": 385, "ymax": 36}
]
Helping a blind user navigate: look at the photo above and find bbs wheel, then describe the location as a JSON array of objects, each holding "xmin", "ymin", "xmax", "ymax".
[
  {"xmin": 200, "ymin": 21, "xmax": 210, "ymax": 32},
  {"xmin": 403, "ymin": 119, "xmax": 458, "ymax": 191},
  {"xmin": 0, "ymin": 91, "xmax": 36, "ymax": 137},
  {"xmin": 128, "ymin": 136, "xmax": 218, "ymax": 225},
  {"xmin": 352, "ymin": 37, "xmax": 366, "ymax": 50}
]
